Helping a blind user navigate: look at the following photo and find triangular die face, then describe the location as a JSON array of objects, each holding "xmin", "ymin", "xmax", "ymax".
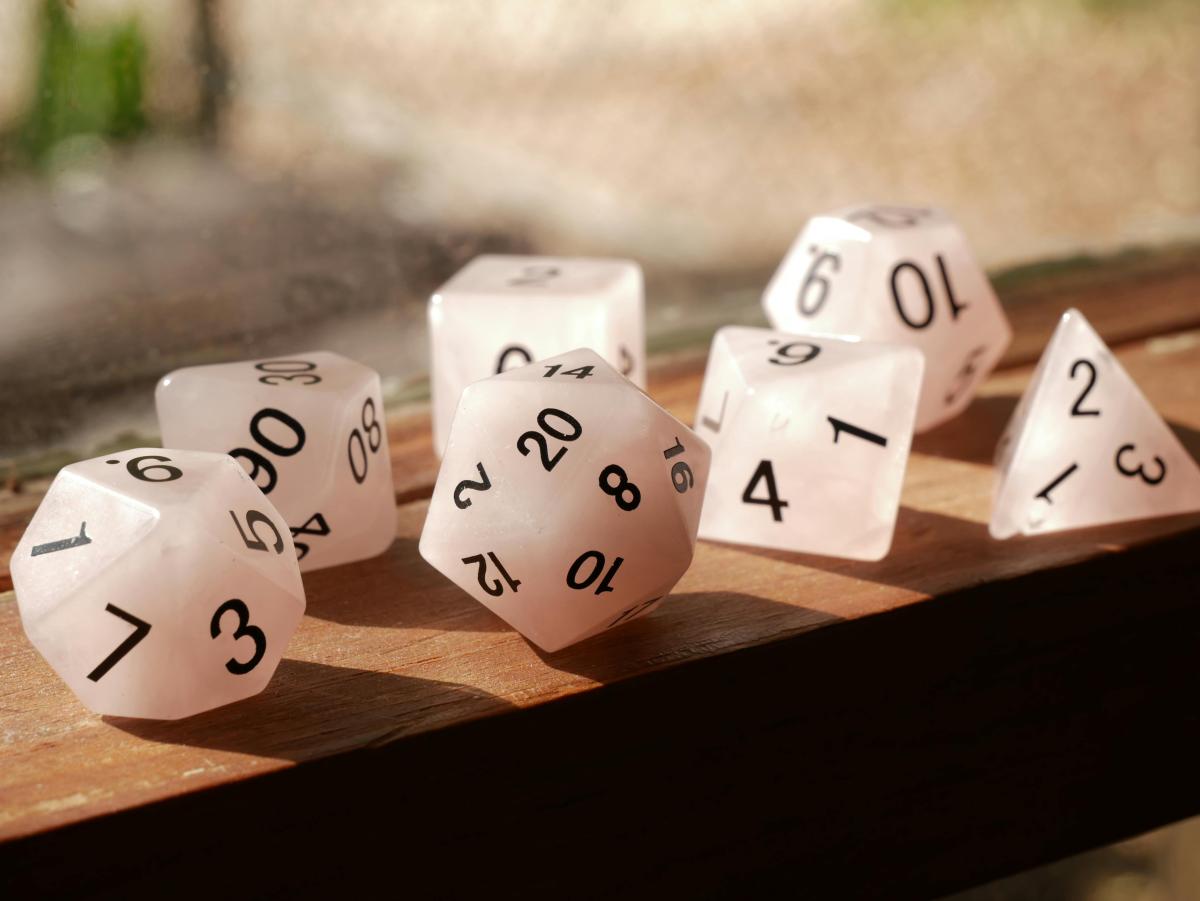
[{"xmin": 990, "ymin": 309, "xmax": 1200, "ymax": 538}]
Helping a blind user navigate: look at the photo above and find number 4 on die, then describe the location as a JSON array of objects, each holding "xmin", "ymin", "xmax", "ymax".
[{"xmin": 990, "ymin": 309, "xmax": 1200, "ymax": 538}]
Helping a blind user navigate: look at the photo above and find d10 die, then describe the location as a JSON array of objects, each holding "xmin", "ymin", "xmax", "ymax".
[
  {"xmin": 762, "ymin": 204, "xmax": 1011, "ymax": 433},
  {"xmin": 990, "ymin": 309, "xmax": 1200, "ymax": 539},
  {"xmin": 420, "ymin": 348, "xmax": 709, "ymax": 652},
  {"xmin": 429, "ymin": 254, "xmax": 645, "ymax": 456},
  {"xmin": 156, "ymin": 351, "xmax": 396, "ymax": 572},
  {"xmin": 695, "ymin": 327, "xmax": 923, "ymax": 560},
  {"xmin": 11, "ymin": 449, "xmax": 305, "ymax": 719}
]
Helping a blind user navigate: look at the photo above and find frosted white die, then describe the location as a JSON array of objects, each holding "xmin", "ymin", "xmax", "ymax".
[
  {"xmin": 429, "ymin": 254, "xmax": 645, "ymax": 456},
  {"xmin": 156, "ymin": 351, "xmax": 396, "ymax": 572},
  {"xmin": 11, "ymin": 449, "xmax": 305, "ymax": 720},
  {"xmin": 990, "ymin": 309, "xmax": 1200, "ymax": 539},
  {"xmin": 695, "ymin": 327, "xmax": 923, "ymax": 560},
  {"xmin": 420, "ymin": 348, "xmax": 709, "ymax": 652},
  {"xmin": 763, "ymin": 204, "xmax": 1011, "ymax": 433}
]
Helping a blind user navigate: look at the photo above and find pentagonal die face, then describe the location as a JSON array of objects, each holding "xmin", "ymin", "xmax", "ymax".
[
  {"xmin": 429, "ymin": 254, "xmax": 646, "ymax": 456},
  {"xmin": 990, "ymin": 309, "xmax": 1200, "ymax": 539},
  {"xmin": 11, "ymin": 449, "xmax": 306, "ymax": 720},
  {"xmin": 762, "ymin": 204, "xmax": 1011, "ymax": 433},
  {"xmin": 420, "ymin": 349, "xmax": 709, "ymax": 652},
  {"xmin": 695, "ymin": 327, "xmax": 923, "ymax": 561},
  {"xmin": 156, "ymin": 351, "xmax": 396, "ymax": 571}
]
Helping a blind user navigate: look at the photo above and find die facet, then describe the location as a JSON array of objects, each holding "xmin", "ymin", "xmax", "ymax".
[
  {"xmin": 156, "ymin": 351, "xmax": 396, "ymax": 572},
  {"xmin": 419, "ymin": 348, "xmax": 709, "ymax": 652},
  {"xmin": 11, "ymin": 449, "xmax": 305, "ymax": 720},
  {"xmin": 429, "ymin": 254, "xmax": 646, "ymax": 456},
  {"xmin": 762, "ymin": 204, "xmax": 1011, "ymax": 433},
  {"xmin": 695, "ymin": 327, "xmax": 923, "ymax": 560},
  {"xmin": 990, "ymin": 309, "xmax": 1200, "ymax": 539}
]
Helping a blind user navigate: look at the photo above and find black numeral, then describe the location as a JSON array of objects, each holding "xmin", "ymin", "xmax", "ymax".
[
  {"xmin": 454, "ymin": 463, "xmax": 493, "ymax": 509},
  {"xmin": 566, "ymin": 551, "xmax": 624, "ymax": 596},
  {"xmin": 1035, "ymin": 462, "xmax": 1079, "ymax": 503},
  {"xmin": 230, "ymin": 408, "xmax": 306, "ymax": 495},
  {"xmin": 663, "ymin": 438, "xmax": 694, "ymax": 493},
  {"xmin": 290, "ymin": 512, "xmax": 331, "ymax": 561},
  {"xmin": 348, "ymin": 397, "xmax": 384, "ymax": 485},
  {"xmin": 255, "ymin": 359, "xmax": 321, "ymax": 386},
  {"xmin": 796, "ymin": 248, "xmax": 839, "ymax": 316},
  {"xmin": 462, "ymin": 552, "xmax": 521, "ymax": 597},
  {"xmin": 122, "ymin": 454, "xmax": 183, "ymax": 483},
  {"xmin": 87, "ymin": 604, "xmax": 151, "ymax": 682},
  {"xmin": 495, "ymin": 345, "xmax": 534, "ymax": 374},
  {"xmin": 1070, "ymin": 359, "xmax": 1101, "ymax": 417},
  {"xmin": 890, "ymin": 255, "xmax": 967, "ymax": 330},
  {"xmin": 607, "ymin": 596, "xmax": 663, "ymax": 629},
  {"xmin": 828, "ymin": 416, "xmax": 888, "ymax": 448},
  {"xmin": 508, "ymin": 264, "xmax": 560, "ymax": 286},
  {"xmin": 619, "ymin": 345, "xmax": 635, "ymax": 377},
  {"xmin": 848, "ymin": 205, "xmax": 931, "ymax": 228},
  {"xmin": 742, "ymin": 460, "xmax": 789, "ymax": 522},
  {"xmin": 31, "ymin": 521, "xmax": 91, "ymax": 557},
  {"xmin": 700, "ymin": 390, "xmax": 729, "ymax": 434},
  {"xmin": 1115, "ymin": 443, "xmax": 1166, "ymax": 486},
  {"xmin": 543, "ymin": 364, "xmax": 595, "ymax": 380},
  {"xmin": 518, "ymin": 408, "xmax": 582, "ymax": 472},
  {"xmin": 228, "ymin": 509, "xmax": 284, "ymax": 554},
  {"xmin": 210, "ymin": 599, "xmax": 266, "ymax": 675},
  {"xmin": 599, "ymin": 464, "xmax": 641, "ymax": 511},
  {"xmin": 769, "ymin": 340, "xmax": 822, "ymax": 366},
  {"xmin": 944, "ymin": 345, "xmax": 988, "ymax": 406}
]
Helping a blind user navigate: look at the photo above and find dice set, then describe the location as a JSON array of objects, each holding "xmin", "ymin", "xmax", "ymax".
[{"xmin": 11, "ymin": 223, "xmax": 1200, "ymax": 720}]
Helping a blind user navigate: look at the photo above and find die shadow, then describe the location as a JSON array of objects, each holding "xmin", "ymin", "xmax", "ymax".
[
  {"xmin": 107, "ymin": 658, "xmax": 515, "ymax": 761},
  {"xmin": 300, "ymin": 537, "xmax": 509, "ymax": 633},
  {"xmin": 535, "ymin": 591, "xmax": 842, "ymax": 683}
]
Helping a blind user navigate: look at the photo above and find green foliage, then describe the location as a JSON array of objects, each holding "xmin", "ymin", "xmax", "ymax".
[{"xmin": 12, "ymin": 0, "xmax": 148, "ymax": 169}]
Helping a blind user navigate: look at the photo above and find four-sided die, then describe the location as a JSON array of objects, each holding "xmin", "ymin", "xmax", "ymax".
[
  {"xmin": 156, "ymin": 351, "xmax": 396, "ymax": 572},
  {"xmin": 419, "ymin": 348, "xmax": 709, "ymax": 652},
  {"xmin": 695, "ymin": 327, "xmax": 924, "ymax": 560},
  {"xmin": 762, "ymin": 204, "xmax": 1011, "ymax": 433},
  {"xmin": 428, "ymin": 254, "xmax": 645, "ymax": 455},
  {"xmin": 990, "ymin": 309, "xmax": 1200, "ymax": 538},
  {"xmin": 11, "ymin": 449, "xmax": 305, "ymax": 719}
]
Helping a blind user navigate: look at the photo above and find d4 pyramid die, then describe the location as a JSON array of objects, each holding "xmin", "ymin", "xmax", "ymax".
[
  {"xmin": 428, "ymin": 254, "xmax": 646, "ymax": 456},
  {"xmin": 695, "ymin": 327, "xmax": 923, "ymax": 561},
  {"xmin": 762, "ymin": 204, "xmax": 1011, "ymax": 433},
  {"xmin": 420, "ymin": 348, "xmax": 709, "ymax": 652},
  {"xmin": 990, "ymin": 309, "xmax": 1200, "ymax": 539}
]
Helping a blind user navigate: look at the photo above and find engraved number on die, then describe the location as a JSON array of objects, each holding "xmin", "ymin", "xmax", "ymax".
[
  {"xmin": 210, "ymin": 599, "xmax": 267, "ymax": 675},
  {"xmin": 348, "ymin": 397, "xmax": 383, "ymax": 485},
  {"xmin": 230, "ymin": 409, "xmax": 307, "ymax": 495},
  {"xmin": 255, "ymin": 359, "xmax": 321, "ymax": 386},
  {"xmin": 566, "ymin": 551, "xmax": 624, "ymax": 596},
  {"xmin": 890, "ymin": 255, "xmax": 967, "ymax": 330},
  {"xmin": 462, "ymin": 552, "xmax": 521, "ymax": 597},
  {"xmin": 1115, "ymin": 444, "xmax": 1166, "ymax": 486},
  {"xmin": 1069, "ymin": 359, "xmax": 1101, "ymax": 417},
  {"xmin": 518, "ymin": 408, "xmax": 582, "ymax": 472},
  {"xmin": 86, "ymin": 604, "xmax": 152, "ymax": 682}
]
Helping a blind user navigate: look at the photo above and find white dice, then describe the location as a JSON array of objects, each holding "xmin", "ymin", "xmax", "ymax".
[
  {"xmin": 990, "ymin": 309, "xmax": 1200, "ymax": 538},
  {"xmin": 763, "ymin": 204, "xmax": 1011, "ymax": 432},
  {"xmin": 11, "ymin": 449, "xmax": 305, "ymax": 720},
  {"xmin": 420, "ymin": 348, "xmax": 709, "ymax": 652},
  {"xmin": 429, "ymin": 254, "xmax": 645, "ymax": 456},
  {"xmin": 156, "ymin": 351, "xmax": 396, "ymax": 572},
  {"xmin": 695, "ymin": 327, "xmax": 923, "ymax": 560}
]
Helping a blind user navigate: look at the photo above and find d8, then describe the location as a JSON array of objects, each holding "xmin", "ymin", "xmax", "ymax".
[
  {"xmin": 156, "ymin": 351, "xmax": 396, "ymax": 572},
  {"xmin": 990, "ymin": 309, "xmax": 1200, "ymax": 538},
  {"xmin": 762, "ymin": 204, "xmax": 1011, "ymax": 432},
  {"xmin": 695, "ymin": 327, "xmax": 923, "ymax": 560},
  {"xmin": 11, "ymin": 449, "xmax": 305, "ymax": 719},
  {"xmin": 419, "ymin": 348, "xmax": 709, "ymax": 652},
  {"xmin": 429, "ymin": 254, "xmax": 645, "ymax": 455}
]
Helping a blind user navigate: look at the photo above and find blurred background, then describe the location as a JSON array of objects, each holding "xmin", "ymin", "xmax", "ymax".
[
  {"xmin": 0, "ymin": 4, "xmax": 1197, "ymax": 895},
  {"xmin": 0, "ymin": 0, "xmax": 1197, "ymax": 468}
]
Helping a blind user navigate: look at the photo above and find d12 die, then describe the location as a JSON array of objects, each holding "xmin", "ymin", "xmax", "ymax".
[
  {"xmin": 419, "ymin": 348, "xmax": 709, "ymax": 652},
  {"xmin": 11, "ymin": 449, "xmax": 305, "ymax": 719},
  {"xmin": 429, "ymin": 254, "xmax": 645, "ymax": 456},
  {"xmin": 762, "ymin": 204, "xmax": 1011, "ymax": 433},
  {"xmin": 990, "ymin": 309, "xmax": 1200, "ymax": 539},
  {"xmin": 695, "ymin": 327, "xmax": 923, "ymax": 560},
  {"xmin": 156, "ymin": 351, "xmax": 396, "ymax": 572}
]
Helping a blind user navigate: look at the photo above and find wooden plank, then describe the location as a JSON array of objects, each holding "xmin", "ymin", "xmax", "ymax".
[{"xmin": 1, "ymin": 326, "xmax": 1197, "ymax": 867}]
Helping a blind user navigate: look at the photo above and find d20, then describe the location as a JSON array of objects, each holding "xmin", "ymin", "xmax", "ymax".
[
  {"xmin": 428, "ymin": 254, "xmax": 645, "ymax": 455},
  {"xmin": 420, "ymin": 348, "xmax": 709, "ymax": 652},
  {"xmin": 990, "ymin": 309, "xmax": 1200, "ymax": 539},
  {"xmin": 11, "ymin": 449, "xmax": 305, "ymax": 719},
  {"xmin": 156, "ymin": 351, "xmax": 396, "ymax": 572},
  {"xmin": 762, "ymin": 204, "xmax": 1011, "ymax": 432},
  {"xmin": 696, "ymin": 327, "xmax": 923, "ymax": 561}
]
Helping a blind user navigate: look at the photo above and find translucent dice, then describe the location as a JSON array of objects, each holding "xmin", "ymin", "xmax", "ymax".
[
  {"xmin": 695, "ymin": 327, "xmax": 923, "ymax": 560},
  {"xmin": 11, "ymin": 449, "xmax": 305, "ymax": 719},
  {"xmin": 156, "ymin": 351, "xmax": 396, "ymax": 572},
  {"xmin": 420, "ymin": 348, "xmax": 709, "ymax": 652},
  {"xmin": 762, "ymin": 204, "xmax": 1011, "ymax": 432},
  {"xmin": 990, "ymin": 309, "xmax": 1200, "ymax": 538},
  {"xmin": 429, "ymin": 254, "xmax": 646, "ymax": 456}
]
